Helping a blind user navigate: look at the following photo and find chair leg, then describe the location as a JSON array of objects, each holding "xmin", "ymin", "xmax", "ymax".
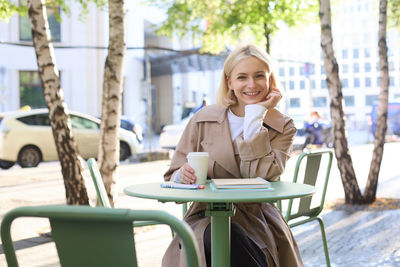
[{"xmin": 316, "ymin": 216, "xmax": 331, "ymax": 267}]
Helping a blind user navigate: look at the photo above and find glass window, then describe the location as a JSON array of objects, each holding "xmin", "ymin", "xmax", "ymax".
[
  {"xmin": 377, "ymin": 77, "xmax": 380, "ymax": 87},
  {"xmin": 300, "ymin": 80, "xmax": 305, "ymax": 90},
  {"xmin": 364, "ymin": 62, "xmax": 371, "ymax": 72},
  {"xmin": 321, "ymin": 79, "xmax": 327, "ymax": 89},
  {"xmin": 344, "ymin": 96, "xmax": 355, "ymax": 107},
  {"xmin": 364, "ymin": 48, "xmax": 370, "ymax": 58},
  {"xmin": 353, "ymin": 63, "xmax": 360, "ymax": 73},
  {"xmin": 320, "ymin": 65, "xmax": 325, "ymax": 75},
  {"xmin": 354, "ymin": 77, "xmax": 360, "ymax": 87},
  {"xmin": 313, "ymin": 97, "xmax": 327, "ymax": 107},
  {"xmin": 19, "ymin": 71, "xmax": 46, "ymax": 108},
  {"xmin": 289, "ymin": 81, "xmax": 295, "ymax": 90},
  {"xmin": 311, "ymin": 80, "xmax": 316, "ymax": 89},
  {"xmin": 70, "ymin": 115, "xmax": 99, "ymax": 130},
  {"xmin": 389, "ymin": 61, "xmax": 394, "ymax": 71},
  {"xmin": 300, "ymin": 66, "xmax": 305, "ymax": 75},
  {"xmin": 342, "ymin": 49, "xmax": 348, "ymax": 59},
  {"xmin": 19, "ymin": 6, "xmax": 61, "ymax": 41},
  {"xmin": 365, "ymin": 77, "xmax": 371, "ymax": 87},
  {"xmin": 17, "ymin": 113, "xmax": 50, "ymax": 126},
  {"xmin": 289, "ymin": 98, "xmax": 301, "ymax": 108},
  {"xmin": 365, "ymin": 95, "xmax": 378, "ymax": 106},
  {"xmin": 353, "ymin": 49, "xmax": 359, "ymax": 58},
  {"xmin": 289, "ymin": 67, "xmax": 295, "ymax": 76},
  {"xmin": 390, "ymin": 76, "xmax": 394, "ymax": 86},
  {"xmin": 279, "ymin": 67, "xmax": 285, "ymax": 76},
  {"xmin": 342, "ymin": 78, "xmax": 348, "ymax": 88},
  {"xmin": 342, "ymin": 64, "xmax": 348, "ymax": 73}
]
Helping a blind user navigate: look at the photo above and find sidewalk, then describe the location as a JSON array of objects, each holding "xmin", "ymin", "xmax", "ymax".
[{"xmin": 1, "ymin": 142, "xmax": 400, "ymax": 266}]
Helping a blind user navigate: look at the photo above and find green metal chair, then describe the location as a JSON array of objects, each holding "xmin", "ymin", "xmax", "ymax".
[
  {"xmin": 87, "ymin": 158, "xmax": 169, "ymax": 229},
  {"xmin": 87, "ymin": 158, "xmax": 188, "ymax": 219},
  {"xmin": 1, "ymin": 205, "xmax": 201, "ymax": 267},
  {"xmin": 280, "ymin": 149, "xmax": 333, "ymax": 267}
]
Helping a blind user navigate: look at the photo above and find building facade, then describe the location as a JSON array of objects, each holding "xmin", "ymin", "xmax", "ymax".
[{"xmin": 271, "ymin": 0, "xmax": 400, "ymax": 130}]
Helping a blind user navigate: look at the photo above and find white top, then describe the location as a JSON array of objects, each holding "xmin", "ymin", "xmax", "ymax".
[{"xmin": 174, "ymin": 104, "xmax": 267, "ymax": 182}]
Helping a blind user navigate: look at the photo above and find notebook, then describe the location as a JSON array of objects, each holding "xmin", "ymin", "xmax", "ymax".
[{"xmin": 210, "ymin": 177, "xmax": 274, "ymax": 191}]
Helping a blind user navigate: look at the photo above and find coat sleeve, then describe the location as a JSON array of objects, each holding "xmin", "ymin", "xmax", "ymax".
[
  {"xmin": 235, "ymin": 118, "xmax": 297, "ymax": 181},
  {"xmin": 164, "ymin": 116, "xmax": 200, "ymax": 181}
]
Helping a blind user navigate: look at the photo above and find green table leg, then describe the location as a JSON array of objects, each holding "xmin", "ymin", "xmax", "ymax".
[{"xmin": 205, "ymin": 203, "xmax": 234, "ymax": 267}]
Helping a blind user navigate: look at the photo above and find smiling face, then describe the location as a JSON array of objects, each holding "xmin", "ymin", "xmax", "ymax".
[{"xmin": 228, "ymin": 56, "xmax": 270, "ymax": 116}]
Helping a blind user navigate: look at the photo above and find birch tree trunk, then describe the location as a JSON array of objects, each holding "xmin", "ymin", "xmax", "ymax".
[
  {"xmin": 28, "ymin": 0, "xmax": 89, "ymax": 205},
  {"xmin": 364, "ymin": 0, "xmax": 389, "ymax": 203},
  {"xmin": 319, "ymin": 0, "xmax": 363, "ymax": 204},
  {"xmin": 98, "ymin": 0, "xmax": 126, "ymax": 206}
]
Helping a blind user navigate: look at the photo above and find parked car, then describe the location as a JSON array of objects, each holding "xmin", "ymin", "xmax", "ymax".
[
  {"xmin": 120, "ymin": 117, "xmax": 143, "ymax": 144},
  {"xmin": 0, "ymin": 109, "xmax": 141, "ymax": 169},
  {"xmin": 159, "ymin": 115, "xmax": 192, "ymax": 149}
]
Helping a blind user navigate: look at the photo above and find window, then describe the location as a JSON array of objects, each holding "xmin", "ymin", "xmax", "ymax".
[
  {"xmin": 344, "ymin": 96, "xmax": 355, "ymax": 107},
  {"xmin": 353, "ymin": 49, "xmax": 359, "ymax": 58},
  {"xmin": 300, "ymin": 66, "xmax": 305, "ymax": 75},
  {"xmin": 364, "ymin": 62, "xmax": 371, "ymax": 72},
  {"xmin": 342, "ymin": 64, "xmax": 348, "ymax": 73},
  {"xmin": 390, "ymin": 76, "xmax": 395, "ymax": 87},
  {"xmin": 19, "ymin": 5, "xmax": 61, "ymax": 41},
  {"xmin": 364, "ymin": 48, "xmax": 371, "ymax": 58},
  {"xmin": 300, "ymin": 80, "xmax": 305, "ymax": 90},
  {"xmin": 365, "ymin": 77, "xmax": 371, "ymax": 87},
  {"xmin": 289, "ymin": 98, "xmax": 301, "ymax": 108},
  {"xmin": 342, "ymin": 49, "xmax": 348, "ymax": 59},
  {"xmin": 377, "ymin": 77, "xmax": 380, "ymax": 87},
  {"xmin": 279, "ymin": 68, "xmax": 285, "ymax": 76},
  {"xmin": 354, "ymin": 78, "xmax": 360, "ymax": 88},
  {"xmin": 365, "ymin": 95, "xmax": 378, "ymax": 106},
  {"xmin": 289, "ymin": 67, "xmax": 295, "ymax": 76},
  {"xmin": 311, "ymin": 80, "xmax": 316, "ymax": 89},
  {"xmin": 70, "ymin": 115, "xmax": 99, "ymax": 130},
  {"xmin": 389, "ymin": 62, "xmax": 395, "ymax": 71},
  {"xmin": 19, "ymin": 71, "xmax": 46, "ymax": 108},
  {"xmin": 17, "ymin": 113, "xmax": 51, "ymax": 126},
  {"xmin": 353, "ymin": 63, "xmax": 360, "ymax": 73},
  {"xmin": 289, "ymin": 81, "xmax": 295, "ymax": 90},
  {"xmin": 342, "ymin": 78, "xmax": 348, "ymax": 88},
  {"xmin": 320, "ymin": 65, "xmax": 325, "ymax": 75},
  {"xmin": 321, "ymin": 79, "xmax": 327, "ymax": 89},
  {"xmin": 313, "ymin": 97, "xmax": 327, "ymax": 107}
]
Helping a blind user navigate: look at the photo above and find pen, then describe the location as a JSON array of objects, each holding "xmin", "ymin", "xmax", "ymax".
[{"xmin": 160, "ymin": 183, "xmax": 205, "ymax": 190}]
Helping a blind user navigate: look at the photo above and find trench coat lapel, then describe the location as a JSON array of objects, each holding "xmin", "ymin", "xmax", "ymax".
[{"xmin": 196, "ymin": 107, "xmax": 241, "ymax": 178}]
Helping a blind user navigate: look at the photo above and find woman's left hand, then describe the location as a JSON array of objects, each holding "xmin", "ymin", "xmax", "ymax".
[{"xmin": 257, "ymin": 87, "xmax": 282, "ymax": 109}]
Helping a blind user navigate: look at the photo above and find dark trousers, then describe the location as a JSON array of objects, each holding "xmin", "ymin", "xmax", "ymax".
[{"xmin": 204, "ymin": 222, "xmax": 268, "ymax": 267}]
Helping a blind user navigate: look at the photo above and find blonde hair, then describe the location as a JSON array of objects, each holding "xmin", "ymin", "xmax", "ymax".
[{"xmin": 215, "ymin": 43, "xmax": 278, "ymax": 107}]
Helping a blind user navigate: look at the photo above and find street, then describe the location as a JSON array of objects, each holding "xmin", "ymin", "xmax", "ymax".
[{"xmin": 1, "ymin": 142, "xmax": 400, "ymax": 266}]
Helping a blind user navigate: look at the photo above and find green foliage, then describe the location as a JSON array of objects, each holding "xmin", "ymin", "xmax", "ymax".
[
  {"xmin": 0, "ymin": 0, "xmax": 107, "ymax": 22},
  {"xmin": 149, "ymin": 0, "xmax": 318, "ymax": 54},
  {"xmin": 388, "ymin": 0, "xmax": 400, "ymax": 28},
  {"xmin": 0, "ymin": 0, "xmax": 27, "ymax": 22}
]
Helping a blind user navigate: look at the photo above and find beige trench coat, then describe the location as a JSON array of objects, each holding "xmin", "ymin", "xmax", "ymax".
[{"xmin": 162, "ymin": 104, "xmax": 303, "ymax": 267}]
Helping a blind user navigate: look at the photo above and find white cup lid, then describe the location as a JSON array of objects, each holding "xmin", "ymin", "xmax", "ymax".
[{"xmin": 187, "ymin": 152, "xmax": 209, "ymax": 158}]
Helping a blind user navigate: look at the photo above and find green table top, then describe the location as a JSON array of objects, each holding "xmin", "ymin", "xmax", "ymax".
[{"xmin": 124, "ymin": 181, "xmax": 315, "ymax": 203}]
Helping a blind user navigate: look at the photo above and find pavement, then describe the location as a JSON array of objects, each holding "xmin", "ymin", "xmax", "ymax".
[{"xmin": 1, "ymin": 141, "xmax": 400, "ymax": 267}]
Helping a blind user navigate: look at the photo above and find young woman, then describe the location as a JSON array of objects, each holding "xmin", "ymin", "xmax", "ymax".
[{"xmin": 162, "ymin": 44, "xmax": 302, "ymax": 267}]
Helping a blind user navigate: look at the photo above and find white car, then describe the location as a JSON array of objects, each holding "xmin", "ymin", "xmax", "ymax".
[
  {"xmin": 159, "ymin": 115, "xmax": 192, "ymax": 149},
  {"xmin": 0, "ymin": 109, "xmax": 141, "ymax": 168}
]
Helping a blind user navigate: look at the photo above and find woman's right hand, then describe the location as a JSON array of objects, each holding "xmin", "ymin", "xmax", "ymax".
[{"xmin": 179, "ymin": 163, "xmax": 197, "ymax": 184}]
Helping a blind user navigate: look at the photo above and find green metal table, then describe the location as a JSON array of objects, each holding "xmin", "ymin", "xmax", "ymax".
[{"xmin": 124, "ymin": 181, "xmax": 315, "ymax": 267}]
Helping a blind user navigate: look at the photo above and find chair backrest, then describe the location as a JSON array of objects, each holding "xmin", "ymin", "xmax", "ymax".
[
  {"xmin": 284, "ymin": 149, "xmax": 333, "ymax": 221},
  {"xmin": 1, "ymin": 205, "xmax": 201, "ymax": 267},
  {"xmin": 87, "ymin": 158, "xmax": 111, "ymax": 208}
]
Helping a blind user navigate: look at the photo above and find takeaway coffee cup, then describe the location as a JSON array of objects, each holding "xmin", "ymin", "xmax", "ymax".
[{"xmin": 187, "ymin": 152, "xmax": 209, "ymax": 185}]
